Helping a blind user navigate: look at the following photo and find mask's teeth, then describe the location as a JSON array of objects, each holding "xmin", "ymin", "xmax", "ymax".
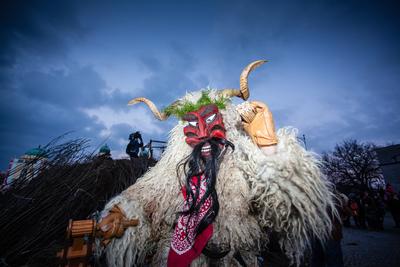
[{"xmin": 201, "ymin": 144, "xmax": 211, "ymax": 152}]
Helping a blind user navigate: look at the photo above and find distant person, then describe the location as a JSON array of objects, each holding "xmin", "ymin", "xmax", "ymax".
[
  {"xmin": 140, "ymin": 143, "xmax": 151, "ymax": 159},
  {"xmin": 385, "ymin": 184, "xmax": 400, "ymax": 227},
  {"xmin": 126, "ymin": 131, "xmax": 143, "ymax": 159},
  {"xmin": 349, "ymin": 199, "xmax": 360, "ymax": 227},
  {"xmin": 374, "ymin": 192, "xmax": 386, "ymax": 230},
  {"xmin": 363, "ymin": 191, "xmax": 384, "ymax": 230},
  {"xmin": 341, "ymin": 194, "xmax": 352, "ymax": 227},
  {"xmin": 358, "ymin": 191, "xmax": 369, "ymax": 228}
]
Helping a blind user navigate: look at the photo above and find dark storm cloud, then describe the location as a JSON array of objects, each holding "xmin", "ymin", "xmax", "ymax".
[
  {"xmin": 214, "ymin": 0, "xmax": 400, "ymax": 51},
  {"xmin": 138, "ymin": 45, "xmax": 200, "ymax": 106},
  {"xmin": 106, "ymin": 123, "xmax": 135, "ymax": 154},
  {"xmin": 211, "ymin": 0, "xmax": 400, "ymax": 152},
  {"xmin": 109, "ymin": 123, "xmax": 133, "ymax": 141},
  {"xmin": 0, "ymin": 0, "xmax": 134, "ymax": 169},
  {"xmin": 18, "ymin": 64, "xmax": 135, "ymax": 110},
  {"xmin": 107, "ymin": 88, "xmax": 138, "ymax": 110},
  {"xmin": 0, "ymin": 64, "xmax": 109, "ymax": 167},
  {"xmin": 0, "ymin": 58, "xmax": 139, "ymax": 168},
  {"xmin": 1, "ymin": 0, "xmax": 399, "ymax": 169},
  {"xmin": 0, "ymin": 0, "xmax": 84, "ymax": 67},
  {"xmin": 21, "ymin": 66, "xmax": 106, "ymax": 107}
]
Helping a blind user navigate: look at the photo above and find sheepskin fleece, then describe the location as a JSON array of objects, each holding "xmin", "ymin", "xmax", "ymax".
[{"xmin": 101, "ymin": 90, "xmax": 335, "ymax": 267}]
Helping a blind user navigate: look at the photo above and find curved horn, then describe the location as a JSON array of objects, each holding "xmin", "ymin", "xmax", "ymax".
[
  {"xmin": 239, "ymin": 60, "xmax": 267, "ymax": 100},
  {"xmin": 218, "ymin": 88, "xmax": 241, "ymax": 99},
  {"xmin": 218, "ymin": 60, "xmax": 267, "ymax": 100},
  {"xmin": 128, "ymin": 97, "xmax": 168, "ymax": 121}
]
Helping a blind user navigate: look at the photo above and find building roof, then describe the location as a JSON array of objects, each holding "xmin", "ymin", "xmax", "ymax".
[
  {"xmin": 99, "ymin": 144, "xmax": 111, "ymax": 154},
  {"xmin": 375, "ymin": 144, "xmax": 400, "ymax": 165},
  {"xmin": 24, "ymin": 146, "xmax": 47, "ymax": 157}
]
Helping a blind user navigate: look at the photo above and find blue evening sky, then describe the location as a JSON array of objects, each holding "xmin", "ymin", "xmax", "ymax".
[{"xmin": 1, "ymin": 0, "xmax": 399, "ymax": 169}]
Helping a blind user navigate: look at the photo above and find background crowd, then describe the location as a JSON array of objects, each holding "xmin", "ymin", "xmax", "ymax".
[{"xmin": 342, "ymin": 184, "xmax": 400, "ymax": 230}]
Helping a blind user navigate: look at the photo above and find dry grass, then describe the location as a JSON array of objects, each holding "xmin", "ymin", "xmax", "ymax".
[{"xmin": 0, "ymin": 137, "xmax": 155, "ymax": 266}]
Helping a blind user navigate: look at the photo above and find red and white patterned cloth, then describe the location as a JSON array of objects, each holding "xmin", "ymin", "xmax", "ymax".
[{"xmin": 167, "ymin": 175, "xmax": 213, "ymax": 267}]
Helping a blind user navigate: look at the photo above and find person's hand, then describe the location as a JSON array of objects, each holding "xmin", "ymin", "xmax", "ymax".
[
  {"xmin": 96, "ymin": 205, "xmax": 139, "ymax": 246},
  {"xmin": 237, "ymin": 101, "xmax": 278, "ymax": 147}
]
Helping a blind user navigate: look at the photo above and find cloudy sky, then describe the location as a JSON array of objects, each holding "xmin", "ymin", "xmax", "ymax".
[{"xmin": 1, "ymin": 0, "xmax": 399, "ymax": 170}]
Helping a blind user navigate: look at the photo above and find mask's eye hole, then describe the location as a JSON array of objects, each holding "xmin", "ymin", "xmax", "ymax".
[
  {"xmin": 205, "ymin": 114, "xmax": 216, "ymax": 124},
  {"xmin": 188, "ymin": 121, "xmax": 198, "ymax": 127}
]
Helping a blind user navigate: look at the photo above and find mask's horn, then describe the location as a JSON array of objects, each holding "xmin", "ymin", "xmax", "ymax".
[
  {"xmin": 219, "ymin": 60, "xmax": 267, "ymax": 100},
  {"xmin": 128, "ymin": 97, "xmax": 168, "ymax": 121}
]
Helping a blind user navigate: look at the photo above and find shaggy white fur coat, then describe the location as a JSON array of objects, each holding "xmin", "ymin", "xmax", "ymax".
[{"xmin": 101, "ymin": 90, "xmax": 336, "ymax": 267}]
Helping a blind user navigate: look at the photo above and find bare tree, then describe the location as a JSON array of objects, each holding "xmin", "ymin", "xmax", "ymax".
[{"xmin": 322, "ymin": 139, "xmax": 383, "ymax": 191}]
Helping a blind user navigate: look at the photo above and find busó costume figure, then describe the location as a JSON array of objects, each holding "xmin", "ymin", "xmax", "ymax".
[{"xmin": 96, "ymin": 60, "xmax": 336, "ymax": 267}]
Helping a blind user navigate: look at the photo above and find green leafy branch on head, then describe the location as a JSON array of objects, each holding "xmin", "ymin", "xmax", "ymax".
[{"xmin": 163, "ymin": 90, "xmax": 229, "ymax": 119}]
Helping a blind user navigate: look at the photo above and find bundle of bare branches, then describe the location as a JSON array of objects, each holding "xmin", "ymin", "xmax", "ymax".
[{"xmin": 0, "ymin": 136, "xmax": 156, "ymax": 266}]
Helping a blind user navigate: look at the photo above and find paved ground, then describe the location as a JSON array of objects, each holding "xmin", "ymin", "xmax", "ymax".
[{"xmin": 342, "ymin": 214, "xmax": 400, "ymax": 267}]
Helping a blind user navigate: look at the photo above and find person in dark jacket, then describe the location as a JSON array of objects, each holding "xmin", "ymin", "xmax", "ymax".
[{"xmin": 126, "ymin": 131, "xmax": 143, "ymax": 158}]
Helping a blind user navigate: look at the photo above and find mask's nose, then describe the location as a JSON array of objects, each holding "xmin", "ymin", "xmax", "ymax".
[{"xmin": 197, "ymin": 119, "xmax": 209, "ymax": 140}]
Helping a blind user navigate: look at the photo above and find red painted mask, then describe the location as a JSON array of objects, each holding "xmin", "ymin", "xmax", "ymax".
[{"xmin": 182, "ymin": 104, "xmax": 226, "ymax": 148}]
